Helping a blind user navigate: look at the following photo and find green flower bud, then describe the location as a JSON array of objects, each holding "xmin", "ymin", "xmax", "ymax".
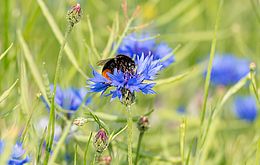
[
  {"xmin": 137, "ymin": 116, "xmax": 150, "ymax": 133},
  {"xmin": 250, "ymin": 62, "xmax": 256, "ymax": 72},
  {"xmin": 121, "ymin": 88, "xmax": 135, "ymax": 106}
]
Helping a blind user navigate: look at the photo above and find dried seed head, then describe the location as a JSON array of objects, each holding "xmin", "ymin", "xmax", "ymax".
[
  {"xmin": 67, "ymin": 3, "xmax": 82, "ymax": 26},
  {"xmin": 73, "ymin": 117, "xmax": 88, "ymax": 126}
]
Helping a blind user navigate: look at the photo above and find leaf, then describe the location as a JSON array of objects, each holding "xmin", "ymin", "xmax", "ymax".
[
  {"xmin": 88, "ymin": 110, "xmax": 110, "ymax": 134},
  {"xmin": 109, "ymin": 125, "xmax": 127, "ymax": 142}
]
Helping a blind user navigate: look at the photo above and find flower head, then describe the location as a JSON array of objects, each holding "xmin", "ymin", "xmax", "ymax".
[
  {"xmin": 207, "ymin": 54, "xmax": 250, "ymax": 86},
  {"xmin": 42, "ymin": 85, "xmax": 91, "ymax": 114},
  {"xmin": 234, "ymin": 96, "xmax": 258, "ymax": 122},
  {"xmin": 89, "ymin": 54, "xmax": 161, "ymax": 105},
  {"xmin": 117, "ymin": 33, "xmax": 175, "ymax": 68},
  {"xmin": 67, "ymin": 3, "xmax": 82, "ymax": 26},
  {"xmin": 0, "ymin": 140, "xmax": 30, "ymax": 165}
]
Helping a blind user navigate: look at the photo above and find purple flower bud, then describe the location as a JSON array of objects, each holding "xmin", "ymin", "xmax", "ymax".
[
  {"xmin": 94, "ymin": 129, "xmax": 108, "ymax": 153},
  {"xmin": 98, "ymin": 156, "xmax": 112, "ymax": 165},
  {"xmin": 67, "ymin": 3, "xmax": 82, "ymax": 26},
  {"xmin": 137, "ymin": 116, "xmax": 150, "ymax": 132}
]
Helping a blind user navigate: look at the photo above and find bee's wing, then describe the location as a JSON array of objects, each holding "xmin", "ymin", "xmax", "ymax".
[{"xmin": 97, "ymin": 58, "xmax": 113, "ymax": 66}]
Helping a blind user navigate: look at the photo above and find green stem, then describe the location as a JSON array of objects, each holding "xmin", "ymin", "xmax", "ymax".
[
  {"xmin": 91, "ymin": 152, "xmax": 100, "ymax": 165},
  {"xmin": 134, "ymin": 132, "xmax": 144, "ymax": 165},
  {"xmin": 127, "ymin": 105, "xmax": 133, "ymax": 165},
  {"xmin": 44, "ymin": 25, "xmax": 73, "ymax": 165}
]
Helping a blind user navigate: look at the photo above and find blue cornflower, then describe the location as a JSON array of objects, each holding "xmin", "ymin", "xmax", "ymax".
[
  {"xmin": 0, "ymin": 140, "xmax": 30, "ymax": 165},
  {"xmin": 89, "ymin": 54, "xmax": 162, "ymax": 105},
  {"xmin": 208, "ymin": 54, "xmax": 250, "ymax": 86},
  {"xmin": 117, "ymin": 33, "xmax": 175, "ymax": 68},
  {"xmin": 43, "ymin": 85, "xmax": 91, "ymax": 113},
  {"xmin": 234, "ymin": 96, "xmax": 258, "ymax": 122}
]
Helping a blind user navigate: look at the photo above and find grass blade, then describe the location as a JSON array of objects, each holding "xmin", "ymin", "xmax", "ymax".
[
  {"xmin": 84, "ymin": 132, "xmax": 93, "ymax": 165},
  {"xmin": 154, "ymin": 69, "xmax": 191, "ymax": 86},
  {"xmin": 36, "ymin": 0, "xmax": 88, "ymax": 78},
  {"xmin": 256, "ymin": 139, "xmax": 260, "ymax": 164},
  {"xmin": 0, "ymin": 43, "xmax": 13, "ymax": 61},
  {"xmin": 180, "ymin": 118, "xmax": 186, "ymax": 165},
  {"xmin": 0, "ymin": 79, "xmax": 19, "ymax": 103},
  {"xmin": 37, "ymin": 127, "xmax": 47, "ymax": 164},
  {"xmin": 17, "ymin": 30, "xmax": 49, "ymax": 105},
  {"xmin": 86, "ymin": 15, "xmax": 100, "ymax": 59},
  {"xmin": 200, "ymin": 0, "xmax": 223, "ymax": 125},
  {"xmin": 156, "ymin": 0, "xmax": 195, "ymax": 27}
]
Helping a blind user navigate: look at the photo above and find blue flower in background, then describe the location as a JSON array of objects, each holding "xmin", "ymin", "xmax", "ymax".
[
  {"xmin": 208, "ymin": 54, "xmax": 250, "ymax": 86},
  {"xmin": 42, "ymin": 86, "xmax": 91, "ymax": 113},
  {"xmin": 234, "ymin": 96, "xmax": 258, "ymax": 122},
  {"xmin": 0, "ymin": 140, "xmax": 4, "ymax": 154},
  {"xmin": 0, "ymin": 140, "xmax": 30, "ymax": 165},
  {"xmin": 37, "ymin": 117, "xmax": 62, "ymax": 142},
  {"xmin": 89, "ymin": 54, "xmax": 161, "ymax": 103},
  {"xmin": 117, "ymin": 33, "xmax": 175, "ymax": 68},
  {"xmin": 177, "ymin": 106, "xmax": 186, "ymax": 114}
]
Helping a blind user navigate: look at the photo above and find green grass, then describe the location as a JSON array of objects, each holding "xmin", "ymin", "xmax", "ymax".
[{"xmin": 0, "ymin": 0, "xmax": 259, "ymax": 164}]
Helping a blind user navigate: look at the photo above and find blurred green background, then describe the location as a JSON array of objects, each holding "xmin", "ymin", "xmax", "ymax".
[{"xmin": 0, "ymin": 0, "xmax": 259, "ymax": 164}]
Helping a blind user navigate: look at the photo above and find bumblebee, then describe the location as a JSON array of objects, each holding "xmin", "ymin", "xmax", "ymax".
[{"xmin": 97, "ymin": 54, "xmax": 136, "ymax": 79}]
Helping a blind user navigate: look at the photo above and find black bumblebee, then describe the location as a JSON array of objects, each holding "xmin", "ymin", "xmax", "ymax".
[{"xmin": 97, "ymin": 54, "xmax": 136, "ymax": 79}]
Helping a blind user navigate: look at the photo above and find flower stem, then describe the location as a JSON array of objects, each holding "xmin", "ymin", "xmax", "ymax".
[
  {"xmin": 44, "ymin": 24, "xmax": 73, "ymax": 165},
  {"xmin": 127, "ymin": 105, "xmax": 133, "ymax": 165},
  {"xmin": 134, "ymin": 132, "xmax": 144, "ymax": 165}
]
